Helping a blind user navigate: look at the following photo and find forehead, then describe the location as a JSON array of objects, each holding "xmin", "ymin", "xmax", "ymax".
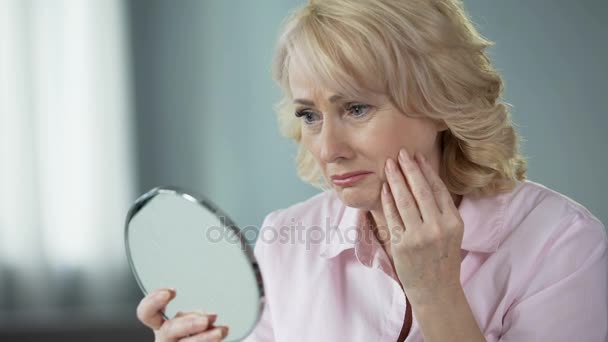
[
  {"xmin": 287, "ymin": 57, "xmax": 362, "ymax": 101},
  {"xmin": 288, "ymin": 66, "xmax": 391, "ymax": 109}
]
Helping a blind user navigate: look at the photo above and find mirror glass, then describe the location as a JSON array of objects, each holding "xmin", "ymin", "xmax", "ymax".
[{"xmin": 124, "ymin": 186, "xmax": 264, "ymax": 341}]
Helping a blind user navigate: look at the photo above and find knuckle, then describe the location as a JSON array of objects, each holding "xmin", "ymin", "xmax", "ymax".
[
  {"xmin": 392, "ymin": 238, "xmax": 407, "ymax": 250},
  {"xmin": 163, "ymin": 319, "xmax": 178, "ymax": 338},
  {"xmin": 417, "ymin": 187, "xmax": 431, "ymax": 200},
  {"xmin": 154, "ymin": 330, "xmax": 168, "ymax": 342},
  {"xmin": 136, "ymin": 300, "xmax": 149, "ymax": 322},
  {"xmin": 430, "ymin": 181, "xmax": 444, "ymax": 193},
  {"xmin": 136, "ymin": 304, "xmax": 144, "ymax": 321},
  {"xmin": 191, "ymin": 316, "xmax": 207, "ymax": 330},
  {"xmin": 427, "ymin": 225, "xmax": 443, "ymax": 239},
  {"xmin": 188, "ymin": 317, "xmax": 198, "ymax": 332},
  {"xmin": 408, "ymin": 236, "xmax": 424, "ymax": 249},
  {"xmin": 397, "ymin": 196, "xmax": 415, "ymax": 210},
  {"xmin": 445, "ymin": 214, "xmax": 463, "ymax": 229},
  {"xmin": 421, "ymin": 233, "xmax": 437, "ymax": 246},
  {"xmin": 416, "ymin": 228, "xmax": 441, "ymax": 244},
  {"xmin": 377, "ymin": 227, "xmax": 392, "ymax": 242},
  {"xmin": 430, "ymin": 229, "xmax": 443, "ymax": 241},
  {"xmin": 429, "ymin": 222, "xmax": 442, "ymax": 231}
]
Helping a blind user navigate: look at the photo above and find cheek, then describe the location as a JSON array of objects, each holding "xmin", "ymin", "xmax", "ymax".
[
  {"xmin": 300, "ymin": 135, "xmax": 317, "ymax": 157},
  {"xmin": 373, "ymin": 119, "xmax": 436, "ymax": 155},
  {"xmin": 300, "ymin": 135, "xmax": 326, "ymax": 174},
  {"xmin": 364, "ymin": 126, "xmax": 403, "ymax": 160},
  {"xmin": 362, "ymin": 123, "xmax": 429, "ymax": 180}
]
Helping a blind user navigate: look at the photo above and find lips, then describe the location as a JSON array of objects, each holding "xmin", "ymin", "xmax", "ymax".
[
  {"xmin": 331, "ymin": 172, "xmax": 372, "ymax": 187},
  {"xmin": 330, "ymin": 171, "xmax": 372, "ymax": 180}
]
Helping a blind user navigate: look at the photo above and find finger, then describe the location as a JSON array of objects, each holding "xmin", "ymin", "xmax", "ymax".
[
  {"xmin": 415, "ymin": 152, "xmax": 455, "ymax": 215},
  {"xmin": 178, "ymin": 326, "xmax": 229, "ymax": 342},
  {"xmin": 381, "ymin": 182, "xmax": 407, "ymax": 239},
  {"xmin": 385, "ymin": 157, "xmax": 422, "ymax": 230},
  {"xmin": 136, "ymin": 288, "xmax": 177, "ymax": 330},
  {"xmin": 161, "ymin": 314, "xmax": 219, "ymax": 340},
  {"xmin": 174, "ymin": 310, "xmax": 217, "ymax": 319},
  {"xmin": 397, "ymin": 148, "xmax": 441, "ymax": 222}
]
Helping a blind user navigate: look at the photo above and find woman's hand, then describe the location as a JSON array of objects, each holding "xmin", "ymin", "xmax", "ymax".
[
  {"xmin": 136, "ymin": 288, "xmax": 229, "ymax": 342},
  {"xmin": 382, "ymin": 148, "xmax": 465, "ymax": 305}
]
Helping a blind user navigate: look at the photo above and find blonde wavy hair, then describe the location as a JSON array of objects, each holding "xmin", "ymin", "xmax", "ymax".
[{"xmin": 271, "ymin": 0, "xmax": 528, "ymax": 198}]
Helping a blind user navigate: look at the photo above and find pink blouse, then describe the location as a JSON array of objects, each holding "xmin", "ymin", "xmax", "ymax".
[{"xmin": 243, "ymin": 179, "xmax": 608, "ymax": 341}]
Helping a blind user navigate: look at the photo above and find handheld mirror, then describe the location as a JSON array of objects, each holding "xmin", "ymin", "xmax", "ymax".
[{"xmin": 124, "ymin": 186, "xmax": 264, "ymax": 341}]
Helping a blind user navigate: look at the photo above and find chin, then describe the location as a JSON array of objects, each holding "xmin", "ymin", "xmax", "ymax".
[{"xmin": 334, "ymin": 183, "xmax": 380, "ymax": 210}]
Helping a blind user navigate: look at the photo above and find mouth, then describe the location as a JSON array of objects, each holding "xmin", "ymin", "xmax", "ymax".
[{"xmin": 330, "ymin": 171, "xmax": 373, "ymax": 187}]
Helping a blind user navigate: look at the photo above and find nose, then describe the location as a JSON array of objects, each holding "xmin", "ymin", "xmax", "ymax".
[{"xmin": 318, "ymin": 118, "xmax": 353, "ymax": 163}]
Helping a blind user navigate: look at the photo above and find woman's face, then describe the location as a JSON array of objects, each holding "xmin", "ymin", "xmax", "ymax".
[{"xmin": 289, "ymin": 63, "xmax": 445, "ymax": 211}]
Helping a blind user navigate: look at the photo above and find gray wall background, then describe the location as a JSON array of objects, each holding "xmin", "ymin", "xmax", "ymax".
[
  {"xmin": 128, "ymin": 0, "xmax": 608, "ymax": 233},
  {"xmin": 129, "ymin": 0, "xmax": 314, "ymax": 241}
]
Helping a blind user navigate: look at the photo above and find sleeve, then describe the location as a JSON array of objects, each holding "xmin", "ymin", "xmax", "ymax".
[
  {"xmin": 499, "ymin": 217, "xmax": 608, "ymax": 342},
  {"xmin": 241, "ymin": 211, "xmax": 281, "ymax": 342}
]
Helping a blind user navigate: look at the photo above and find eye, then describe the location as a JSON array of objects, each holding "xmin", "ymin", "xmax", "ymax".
[
  {"xmin": 295, "ymin": 109, "xmax": 321, "ymax": 125},
  {"xmin": 346, "ymin": 103, "xmax": 371, "ymax": 118}
]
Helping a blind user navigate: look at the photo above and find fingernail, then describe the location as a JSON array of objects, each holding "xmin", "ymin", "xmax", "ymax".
[
  {"xmin": 399, "ymin": 148, "xmax": 410, "ymax": 163},
  {"xmin": 156, "ymin": 290, "xmax": 169, "ymax": 300},
  {"xmin": 168, "ymin": 288, "xmax": 176, "ymax": 299},
  {"xmin": 196, "ymin": 317, "xmax": 209, "ymax": 326},
  {"xmin": 222, "ymin": 326, "xmax": 229, "ymax": 337},
  {"xmin": 385, "ymin": 158, "xmax": 394, "ymax": 173},
  {"xmin": 416, "ymin": 152, "xmax": 425, "ymax": 163}
]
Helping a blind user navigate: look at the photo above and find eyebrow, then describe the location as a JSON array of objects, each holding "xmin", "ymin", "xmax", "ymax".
[{"xmin": 293, "ymin": 94, "xmax": 344, "ymax": 106}]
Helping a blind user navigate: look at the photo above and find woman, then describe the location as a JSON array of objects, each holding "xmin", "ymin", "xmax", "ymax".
[{"xmin": 137, "ymin": 0, "xmax": 608, "ymax": 341}]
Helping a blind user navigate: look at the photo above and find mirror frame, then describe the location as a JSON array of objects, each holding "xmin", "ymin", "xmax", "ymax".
[{"xmin": 124, "ymin": 185, "xmax": 266, "ymax": 322}]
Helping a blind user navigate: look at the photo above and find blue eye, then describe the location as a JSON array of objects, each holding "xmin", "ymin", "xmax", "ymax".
[
  {"xmin": 347, "ymin": 104, "xmax": 371, "ymax": 118},
  {"xmin": 295, "ymin": 110, "xmax": 320, "ymax": 125}
]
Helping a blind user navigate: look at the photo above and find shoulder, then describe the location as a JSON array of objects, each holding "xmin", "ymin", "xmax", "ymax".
[
  {"xmin": 498, "ymin": 179, "xmax": 607, "ymax": 293},
  {"xmin": 502, "ymin": 179, "xmax": 606, "ymax": 246},
  {"xmin": 495, "ymin": 180, "xmax": 608, "ymax": 339},
  {"xmin": 507, "ymin": 179, "xmax": 604, "ymax": 224}
]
